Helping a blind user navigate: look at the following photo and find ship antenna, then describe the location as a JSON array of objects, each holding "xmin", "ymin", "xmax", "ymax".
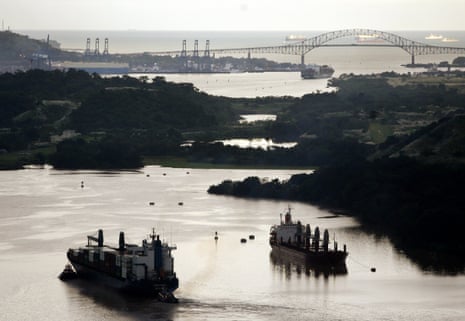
[{"xmin": 150, "ymin": 227, "xmax": 155, "ymax": 242}]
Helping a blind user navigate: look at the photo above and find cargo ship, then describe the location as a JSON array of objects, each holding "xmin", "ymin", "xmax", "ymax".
[
  {"xmin": 269, "ymin": 207, "xmax": 348, "ymax": 267},
  {"xmin": 66, "ymin": 229, "xmax": 179, "ymax": 299},
  {"xmin": 425, "ymin": 33, "xmax": 443, "ymax": 40},
  {"xmin": 300, "ymin": 64, "xmax": 334, "ymax": 79}
]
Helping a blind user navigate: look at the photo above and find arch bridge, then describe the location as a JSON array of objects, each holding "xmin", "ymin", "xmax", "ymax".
[{"xmin": 152, "ymin": 28, "xmax": 465, "ymax": 65}]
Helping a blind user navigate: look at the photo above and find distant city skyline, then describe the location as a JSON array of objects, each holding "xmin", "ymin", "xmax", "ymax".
[{"xmin": 1, "ymin": 0, "xmax": 465, "ymax": 31}]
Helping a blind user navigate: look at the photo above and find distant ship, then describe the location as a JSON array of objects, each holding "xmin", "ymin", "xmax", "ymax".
[
  {"xmin": 65, "ymin": 229, "xmax": 179, "ymax": 300},
  {"xmin": 269, "ymin": 207, "xmax": 348, "ymax": 267},
  {"xmin": 425, "ymin": 33, "xmax": 444, "ymax": 40},
  {"xmin": 355, "ymin": 34, "xmax": 384, "ymax": 43},
  {"xmin": 285, "ymin": 34, "xmax": 307, "ymax": 42},
  {"xmin": 300, "ymin": 64, "xmax": 334, "ymax": 79},
  {"xmin": 442, "ymin": 37, "xmax": 459, "ymax": 43}
]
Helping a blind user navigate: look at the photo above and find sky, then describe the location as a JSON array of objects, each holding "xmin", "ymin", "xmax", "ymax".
[{"xmin": 2, "ymin": 0, "xmax": 465, "ymax": 31}]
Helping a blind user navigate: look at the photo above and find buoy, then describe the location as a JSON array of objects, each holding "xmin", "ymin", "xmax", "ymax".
[
  {"xmin": 178, "ymin": 202, "xmax": 183, "ymax": 206},
  {"xmin": 146, "ymin": 174, "xmax": 150, "ymax": 177},
  {"xmin": 371, "ymin": 267, "xmax": 376, "ymax": 272},
  {"xmin": 214, "ymin": 231, "xmax": 218, "ymax": 240},
  {"xmin": 149, "ymin": 202, "xmax": 155, "ymax": 206},
  {"xmin": 80, "ymin": 181, "xmax": 84, "ymax": 188},
  {"xmin": 163, "ymin": 173, "xmax": 166, "ymax": 176},
  {"xmin": 186, "ymin": 171, "xmax": 190, "ymax": 174}
]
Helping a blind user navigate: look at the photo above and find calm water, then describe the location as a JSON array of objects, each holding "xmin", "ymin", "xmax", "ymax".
[
  {"xmin": 19, "ymin": 29, "xmax": 465, "ymax": 97},
  {"xmin": 1, "ymin": 166, "xmax": 464, "ymax": 321},
  {"xmin": 3, "ymin": 30, "xmax": 465, "ymax": 320}
]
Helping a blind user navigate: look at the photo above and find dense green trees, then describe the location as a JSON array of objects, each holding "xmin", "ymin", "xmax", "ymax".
[
  {"xmin": 0, "ymin": 69, "xmax": 237, "ymax": 168},
  {"xmin": 50, "ymin": 136, "xmax": 143, "ymax": 169},
  {"xmin": 273, "ymin": 75, "xmax": 465, "ymax": 141}
]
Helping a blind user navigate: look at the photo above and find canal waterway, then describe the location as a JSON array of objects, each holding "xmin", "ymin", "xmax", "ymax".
[
  {"xmin": 4, "ymin": 30, "xmax": 465, "ymax": 320},
  {"xmin": 1, "ymin": 166, "xmax": 464, "ymax": 320}
]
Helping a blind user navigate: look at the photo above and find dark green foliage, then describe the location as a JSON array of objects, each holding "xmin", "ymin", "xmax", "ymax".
[
  {"xmin": 50, "ymin": 137, "xmax": 143, "ymax": 169},
  {"xmin": 71, "ymin": 87, "xmax": 217, "ymax": 132},
  {"xmin": 280, "ymin": 75, "xmax": 465, "ymax": 141},
  {"xmin": 0, "ymin": 69, "xmax": 237, "ymax": 167},
  {"xmin": 0, "ymin": 69, "xmax": 100, "ymax": 100}
]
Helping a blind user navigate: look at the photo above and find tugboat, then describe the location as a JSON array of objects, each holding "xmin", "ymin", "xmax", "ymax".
[
  {"xmin": 269, "ymin": 207, "xmax": 348, "ymax": 267},
  {"xmin": 66, "ymin": 229, "xmax": 178, "ymax": 300},
  {"xmin": 58, "ymin": 263, "xmax": 77, "ymax": 280},
  {"xmin": 300, "ymin": 64, "xmax": 334, "ymax": 79}
]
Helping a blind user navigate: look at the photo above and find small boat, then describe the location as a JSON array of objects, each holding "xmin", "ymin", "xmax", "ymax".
[
  {"xmin": 269, "ymin": 206, "xmax": 348, "ymax": 267},
  {"xmin": 249, "ymin": 235, "xmax": 255, "ymax": 240},
  {"xmin": 240, "ymin": 238, "xmax": 247, "ymax": 243},
  {"xmin": 158, "ymin": 289, "xmax": 179, "ymax": 303},
  {"xmin": 58, "ymin": 263, "xmax": 77, "ymax": 281}
]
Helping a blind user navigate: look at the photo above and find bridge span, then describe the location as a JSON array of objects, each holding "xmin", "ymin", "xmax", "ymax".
[{"xmin": 150, "ymin": 28, "xmax": 465, "ymax": 65}]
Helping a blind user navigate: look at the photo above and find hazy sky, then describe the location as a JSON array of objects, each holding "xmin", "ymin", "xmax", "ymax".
[{"xmin": 2, "ymin": 0, "xmax": 465, "ymax": 31}]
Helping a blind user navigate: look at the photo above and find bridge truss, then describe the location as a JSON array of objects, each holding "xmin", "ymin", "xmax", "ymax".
[{"xmin": 151, "ymin": 28, "xmax": 465, "ymax": 65}]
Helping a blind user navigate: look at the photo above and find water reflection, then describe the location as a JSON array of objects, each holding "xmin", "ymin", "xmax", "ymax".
[
  {"xmin": 269, "ymin": 251, "xmax": 348, "ymax": 279},
  {"xmin": 239, "ymin": 114, "xmax": 277, "ymax": 123},
  {"xmin": 215, "ymin": 138, "xmax": 297, "ymax": 149},
  {"xmin": 396, "ymin": 245, "xmax": 465, "ymax": 275},
  {"xmin": 63, "ymin": 278, "xmax": 178, "ymax": 320}
]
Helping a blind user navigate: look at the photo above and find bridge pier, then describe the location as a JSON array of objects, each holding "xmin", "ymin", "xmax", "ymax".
[
  {"xmin": 301, "ymin": 54, "xmax": 305, "ymax": 67},
  {"xmin": 411, "ymin": 54, "xmax": 415, "ymax": 65}
]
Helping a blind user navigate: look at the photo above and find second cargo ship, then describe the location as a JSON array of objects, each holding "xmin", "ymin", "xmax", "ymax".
[{"xmin": 269, "ymin": 207, "xmax": 348, "ymax": 267}]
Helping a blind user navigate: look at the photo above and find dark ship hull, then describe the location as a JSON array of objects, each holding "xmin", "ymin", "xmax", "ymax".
[
  {"xmin": 67, "ymin": 256, "xmax": 178, "ymax": 295},
  {"xmin": 270, "ymin": 243, "xmax": 348, "ymax": 267}
]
